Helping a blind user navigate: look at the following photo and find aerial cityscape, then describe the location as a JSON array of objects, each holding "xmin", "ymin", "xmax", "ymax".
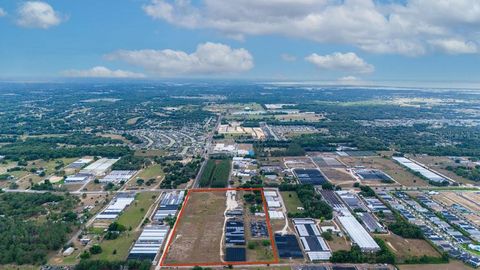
[{"xmin": 1, "ymin": 1, "xmax": 480, "ymax": 270}]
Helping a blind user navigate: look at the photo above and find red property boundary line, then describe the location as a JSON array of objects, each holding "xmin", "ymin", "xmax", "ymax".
[{"xmin": 160, "ymin": 187, "xmax": 280, "ymax": 267}]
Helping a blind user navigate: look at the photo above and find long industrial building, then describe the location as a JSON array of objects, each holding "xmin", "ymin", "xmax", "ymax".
[
  {"xmin": 153, "ymin": 191, "xmax": 185, "ymax": 222},
  {"xmin": 393, "ymin": 157, "xmax": 449, "ymax": 184},
  {"xmin": 293, "ymin": 218, "xmax": 331, "ymax": 261},
  {"xmin": 96, "ymin": 193, "xmax": 135, "ymax": 220},
  {"xmin": 337, "ymin": 215, "xmax": 380, "ymax": 252},
  {"xmin": 128, "ymin": 225, "xmax": 169, "ymax": 261},
  {"xmin": 80, "ymin": 158, "xmax": 119, "ymax": 176}
]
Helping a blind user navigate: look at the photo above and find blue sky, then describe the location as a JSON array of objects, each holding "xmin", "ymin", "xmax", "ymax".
[{"xmin": 1, "ymin": 0, "xmax": 480, "ymax": 85}]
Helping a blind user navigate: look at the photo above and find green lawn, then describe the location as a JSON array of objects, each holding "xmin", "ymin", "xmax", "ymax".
[
  {"xmin": 94, "ymin": 192, "xmax": 157, "ymax": 261},
  {"xmin": 137, "ymin": 164, "xmax": 164, "ymax": 180},
  {"xmin": 281, "ymin": 191, "xmax": 304, "ymax": 214},
  {"xmin": 116, "ymin": 192, "xmax": 157, "ymax": 229}
]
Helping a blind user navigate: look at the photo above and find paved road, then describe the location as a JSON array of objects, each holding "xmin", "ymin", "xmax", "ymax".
[{"xmin": 192, "ymin": 114, "xmax": 221, "ymax": 188}]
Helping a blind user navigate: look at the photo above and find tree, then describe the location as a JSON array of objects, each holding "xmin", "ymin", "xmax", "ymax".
[{"xmin": 89, "ymin": 245, "xmax": 103, "ymax": 254}]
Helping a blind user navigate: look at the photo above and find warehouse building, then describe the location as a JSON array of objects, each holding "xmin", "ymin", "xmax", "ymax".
[
  {"xmin": 393, "ymin": 157, "xmax": 449, "ymax": 184},
  {"xmin": 293, "ymin": 168, "xmax": 328, "ymax": 185},
  {"xmin": 100, "ymin": 170, "xmax": 137, "ymax": 183},
  {"xmin": 65, "ymin": 173, "xmax": 94, "ymax": 183},
  {"xmin": 153, "ymin": 191, "xmax": 185, "ymax": 222},
  {"xmin": 128, "ymin": 225, "xmax": 169, "ymax": 261},
  {"xmin": 337, "ymin": 215, "xmax": 380, "ymax": 252},
  {"xmin": 96, "ymin": 193, "xmax": 135, "ymax": 220},
  {"xmin": 225, "ymin": 219, "xmax": 245, "ymax": 246},
  {"xmin": 275, "ymin": 234, "xmax": 304, "ymax": 259},
  {"xmin": 80, "ymin": 158, "xmax": 119, "ymax": 176},
  {"xmin": 293, "ymin": 219, "xmax": 331, "ymax": 261},
  {"xmin": 66, "ymin": 158, "xmax": 93, "ymax": 169}
]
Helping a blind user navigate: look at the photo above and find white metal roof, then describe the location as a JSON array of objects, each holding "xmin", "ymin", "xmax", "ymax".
[{"xmin": 338, "ymin": 216, "xmax": 380, "ymax": 251}]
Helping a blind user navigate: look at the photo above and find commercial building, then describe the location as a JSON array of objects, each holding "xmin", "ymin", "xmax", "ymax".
[
  {"xmin": 65, "ymin": 173, "xmax": 94, "ymax": 184},
  {"xmin": 393, "ymin": 157, "xmax": 449, "ymax": 184},
  {"xmin": 66, "ymin": 158, "xmax": 93, "ymax": 169},
  {"xmin": 100, "ymin": 170, "xmax": 137, "ymax": 183},
  {"xmin": 225, "ymin": 219, "xmax": 245, "ymax": 246},
  {"xmin": 337, "ymin": 215, "xmax": 380, "ymax": 252},
  {"xmin": 293, "ymin": 219, "xmax": 331, "ymax": 261},
  {"xmin": 128, "ymin": 225, "xmax": 169, "ymax": 261},
  {"xmin": 293, "ymin": 168, "xmax": 328, "ymax": 185},
  {"xmin": 96, "ymin": 193, "xmax": 135, "ymax": 220},
  {"xmin": 275, "ymin": 234, "xmax": 304, "ymax": 259},
  {"xmin": 153, "ymin": 191, "xmax": 184, "ymax": 222},
  {"xmin": 80, "ymin": 158, "xmax": 119, "ymax": 176}
]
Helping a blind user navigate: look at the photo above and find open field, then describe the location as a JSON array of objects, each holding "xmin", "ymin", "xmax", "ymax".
[
  {"xmin": 274, "ymin": 113, "xmax": 323, "ymax": 122},
  {"xmin": 411, "ymin": 156, "xmax": 476, "ymax": 185},
  {"xmin": 320, "ymin": 168, "xmax": 356, "ymax": 186},
  {"xmin": 93, "ymin": 192, "xmax": 158, "ymax": 261},
  {"xmin": 398, "ymin": 260, "xmax": 473, "ymax": 270},
  {"xmin": 134, "ymin": 149, "xmax": 166, "ymax": 157},
  {"xmin": 283, "ymin": 157, "xmax": 316, "ymax": 169},
  {"xmin": 377, "ymin": 234, "xmax": 440, "ymax": 263},
  {"xmin": 138, "ymin": 164, "xmax": 163, "ymax": 180},
  {"xmin": 199, "ymin": 159, "xmax": 230, "ymax": 188},
  {"xmin": 339, "ymin": 156, "xmax": 427, "ymax": 187},
  {"xmin": 164, "ymin": 191, "xmax": 226, "ymax": 264},
  {"xmin": 280, "ymin": 191, "xmax": 303, "ymax": 215}
]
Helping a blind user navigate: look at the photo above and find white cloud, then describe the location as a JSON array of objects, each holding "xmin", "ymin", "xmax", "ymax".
[
  {"xmin": 62, "ymin": 66, "xmax": 146, "ymax": 79},
  {"xmin": 105, "ymin": 42, "xmax": 254, "ymax": 76},
  {"xmin": 142, "ymin": 0, "xmax": 480, "ymax": 56},
  {"xmin": 281, "ymin": 53, "xmax": 297, "ymax": 62},
  {"xmin": 16, "ymin": 1, "xmax": 63, "ymax": 29},
  {"xmin": 305, "ymin": 52, "xmax": 374, "ymax": 74},
  {"xmin": 429, "ymin": 39, "xmax": 478, "ymax": 54},
  {"xmin": 0, "ymin": 8, "xmax": 6, "ymax": 17}
]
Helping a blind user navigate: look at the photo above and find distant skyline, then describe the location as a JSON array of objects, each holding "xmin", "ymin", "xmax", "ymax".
[{"xmin": 1, "ymin": 0, "xmax": 480, "ymax": 86}]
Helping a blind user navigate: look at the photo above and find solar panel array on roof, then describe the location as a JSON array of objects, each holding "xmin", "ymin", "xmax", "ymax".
[
  {"xmin": 225, "ymin": 247, "xmax": 246, "ymax": 262},
  {"xmin": 153, "ymin": 191, "xmax": 185, "ymax": 222},
  {"xmin": 293, "ymin": 169, "xmax": 328, "ymax": 185},
  {"xmin": 293, "ymin": 219, "xmax": 331, "ymax": 261},
  {"xmin": 275, "ymin": 234, "xmax": 304, "ymax": 259},
  {"xmin": 225, "ymin": 219, "xmax": 245, "ymax": 245},
  {"xmin": 354, "ymin": 169, "xmax": 393, "ymax": 182}
]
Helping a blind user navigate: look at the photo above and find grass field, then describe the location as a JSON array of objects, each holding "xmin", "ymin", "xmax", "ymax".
[
  {"xmin": 280, "ymin": 191, "xmax": 303, "ymax": 214},
  {"xmin": 377, "ymin": 234, "xmax": 440, "ymax": 263},
  {"xmin": 411, "ymin": 156, "xmax": 476, "ymax": 185},
  {"xmin": 164, "ymin": 191, "xmax": 226, "ymax": 264},
  {"xmin": 398, "ymin": 260, "xmax": 472, "ymax": 270},
  {"xmin": 138, "ymin": 164, "xmax": 164, "ymax": 180},
  {"xmin": 199, "ymin": 159, "xmax": 231, "ymax": 188},
  {"xmin": 93, "ymin": 192, "xmax": 157, "ymax": 261}
]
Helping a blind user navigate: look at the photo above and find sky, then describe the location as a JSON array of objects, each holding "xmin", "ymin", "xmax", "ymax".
[{"xmin": 1, "ymin": 0, "xmax": 480, "ymax": 86}]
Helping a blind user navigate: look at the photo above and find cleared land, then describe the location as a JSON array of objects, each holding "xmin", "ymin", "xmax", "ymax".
[
  {"xmin": 164, "ymin": 191, "xmax": 226, "ymax": 264},
  {"xmin": 411, "ymin": 156, "xmax": 476, "ymax": 185},
  {"xmin": 340, "ymin": 156, "xmax": 427, "ymax": 187},
  {"xmin": 377, "ymin": 234, "xmax": 440, "ymax": 263},
  {"xmin": 398, "ymin": 260, "xmax": 473, "ymax": 270},
  {"xmin": 280, "ymin": 191, "xmax": 304, "ymax": 215}
]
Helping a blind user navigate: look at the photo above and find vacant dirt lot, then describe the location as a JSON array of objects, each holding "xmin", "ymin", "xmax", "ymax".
[{"xmin": 164, "ymin": 191, "xmax": 226, "ymax": 264}]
